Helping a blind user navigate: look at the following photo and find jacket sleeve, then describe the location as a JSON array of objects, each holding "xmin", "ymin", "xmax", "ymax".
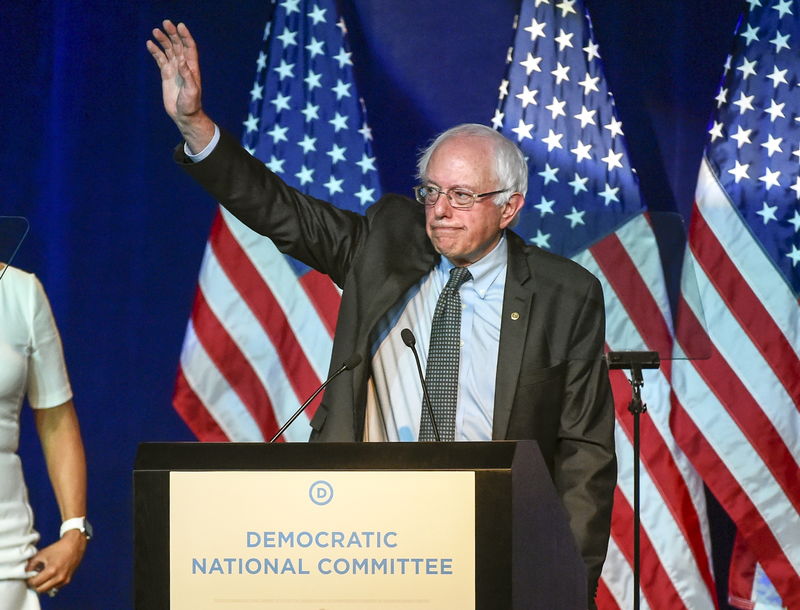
[
  {"xmin": 553, "ymin": 275, "xmax": 616, "ymax": 604},
  {"xmin": 175, "ymin": 128, "xmax": 368, "ymax": 288}
]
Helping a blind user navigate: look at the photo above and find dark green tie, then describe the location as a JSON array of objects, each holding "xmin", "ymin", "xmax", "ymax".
[{"xmin": 419, "ymin": 266, "xmax": 472, "ymax": 441}]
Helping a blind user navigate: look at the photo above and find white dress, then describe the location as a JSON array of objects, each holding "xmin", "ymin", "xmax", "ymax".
[{"xmin": 0, "ymin": 266, "xmax": 72, "ymax": 589}]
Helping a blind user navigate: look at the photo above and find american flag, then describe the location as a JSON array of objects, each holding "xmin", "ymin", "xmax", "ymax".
[
  {"xmin": 671, "ymin": 1, "xmax": 800, "ymax": 607},
  {"xmin": 173, "ymin": 0, "xmax": 381, "ymax": 442},
  {"xmin": 494, "ymin": 1, "xmax": 718, "ymax": 607}
]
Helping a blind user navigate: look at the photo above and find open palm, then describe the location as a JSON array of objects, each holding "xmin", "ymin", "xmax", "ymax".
[{"xmin": 146, "ymin": 20, "xmax": 203, "ymax": 122}]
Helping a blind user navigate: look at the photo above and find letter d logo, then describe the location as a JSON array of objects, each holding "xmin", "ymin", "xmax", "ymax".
[{"xmin": 309, "ymin": 480, "xmax": 334, "ymax": 505}]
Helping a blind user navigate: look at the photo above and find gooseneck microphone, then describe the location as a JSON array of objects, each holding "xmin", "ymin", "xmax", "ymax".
[
  {"xmin": 401, "ymin": 328, "xmax": 441, "ymax": 442},
  {"xmin": 269, "ymin": 353, "xmax": 362, "ymax": 443}
]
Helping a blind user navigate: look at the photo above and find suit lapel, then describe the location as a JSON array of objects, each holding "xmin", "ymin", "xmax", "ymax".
[
  {"xmin": 351, "ymin": 216, "xmax": 437, "ymax": 417},
  {"xmin": 360, "ymin": 230, "xmax": 438, "ymax": 342},
  {"xmin": 493, "ymin": 231, "xmax": 535, "ymax": 439}
]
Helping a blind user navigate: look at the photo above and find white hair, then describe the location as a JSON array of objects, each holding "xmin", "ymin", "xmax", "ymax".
[{"xmin": 416, "ymin": 123, "xmax": 528, "ymax": 205}]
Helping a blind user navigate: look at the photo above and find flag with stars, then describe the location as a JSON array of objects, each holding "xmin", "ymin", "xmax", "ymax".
[
  {"xmin": 173, "ymin": 0, "xmax": 381, "ymax": 442},
  {"xmin": 671, "ymin": 1, "xmax": 800, "ymax": 607},
  {"xmin": 494, "ymin": 1, "xmax": 717, "ymax": 607}
]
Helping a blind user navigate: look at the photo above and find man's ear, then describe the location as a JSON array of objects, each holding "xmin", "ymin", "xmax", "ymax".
[{"xmin": 499, "ymin": 193, "xmax": 525, "ymax": 229}]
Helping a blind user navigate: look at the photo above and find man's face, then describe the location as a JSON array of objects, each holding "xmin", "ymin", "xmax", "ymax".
[{"xmin": 424, "ymin": 136, "xmax": 521, "ymax": 266}]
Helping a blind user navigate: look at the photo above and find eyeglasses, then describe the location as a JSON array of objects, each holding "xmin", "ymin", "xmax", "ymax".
[{"xmin": 413, "ymin": 184, "xmax": 509, "ymax": 209}]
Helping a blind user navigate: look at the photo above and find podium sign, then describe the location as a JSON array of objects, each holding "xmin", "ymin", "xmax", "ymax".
[
  {"xmin": 135, "ymin": 441, "xmax": 587, "ymax": 609},
  {"xmin": 169, "ymin": 471, "xmax": 475, "ymax": 608}
]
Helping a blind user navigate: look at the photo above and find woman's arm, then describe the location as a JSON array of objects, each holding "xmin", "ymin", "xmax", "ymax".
[{"xmin": 25, "ymin": 400, "xmax": 88, "ymax": 594}]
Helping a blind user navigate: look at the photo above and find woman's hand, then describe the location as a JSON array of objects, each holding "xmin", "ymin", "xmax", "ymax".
[{"xmin": 25, "ymin": 531, "xmax": 88, "ymax": 594}]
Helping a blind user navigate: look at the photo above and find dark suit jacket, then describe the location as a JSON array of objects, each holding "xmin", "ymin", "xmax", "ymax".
[{"xmin": 177, "ymin": 129, "xmax": 616, "ymax": 602}]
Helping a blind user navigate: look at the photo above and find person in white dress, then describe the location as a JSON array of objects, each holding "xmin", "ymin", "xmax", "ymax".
[{"xmin": 0, "ymin": 264, "xmax": 88, "ymax": 609}]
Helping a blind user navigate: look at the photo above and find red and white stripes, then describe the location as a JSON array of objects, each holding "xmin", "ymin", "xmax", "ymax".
[
  {"xmin": 174, "ymin": 207, "xmax": 340, "ymax": 443},
  {"xmin": 671, "ymin": 157, "xmax": 800, "ymax": 607},
  {"xmin": 576, "ymin": 213, "xmax": 718, "ymax": 609}
]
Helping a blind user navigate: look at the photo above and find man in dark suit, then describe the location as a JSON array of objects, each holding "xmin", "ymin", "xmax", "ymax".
[{"xmin": 148, "ymin": 20, "xmax": 616, "ymax": 604}]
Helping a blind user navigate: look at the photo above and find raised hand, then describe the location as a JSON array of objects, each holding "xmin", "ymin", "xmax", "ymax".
[{"xmin": 147, "ymin": 20, "xmax": 214, "ymax": 152}]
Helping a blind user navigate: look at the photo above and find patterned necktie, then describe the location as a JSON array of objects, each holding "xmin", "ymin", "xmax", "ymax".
[{"xmin": 419, "ymin": 266, "xmax": 472, "ymax": 441}]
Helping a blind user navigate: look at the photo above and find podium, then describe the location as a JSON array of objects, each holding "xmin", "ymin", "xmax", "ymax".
[{"xmin": 134, "ymin": 441, "xmax": 586, "ymax": 609}]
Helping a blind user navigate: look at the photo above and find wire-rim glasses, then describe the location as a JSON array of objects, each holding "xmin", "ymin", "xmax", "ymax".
[{"xmin": 413, "ymin": 184, "xmax": 509, "ymax": 209}]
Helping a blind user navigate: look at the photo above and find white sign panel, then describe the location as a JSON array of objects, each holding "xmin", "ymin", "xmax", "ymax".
[{"xmin": 170, "ymin": 470, "xmax": 475, "ymax": 609}]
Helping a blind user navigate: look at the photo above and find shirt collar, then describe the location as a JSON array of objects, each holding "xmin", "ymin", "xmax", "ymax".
[{"xmin": 436, "ymin": 232, "xmax": 508, "ymax": 300}]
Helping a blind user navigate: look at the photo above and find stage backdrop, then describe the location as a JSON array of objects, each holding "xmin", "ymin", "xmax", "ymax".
[{"xmin": 1, "ymin": 1, "xmax": 741, "ymax": 607}]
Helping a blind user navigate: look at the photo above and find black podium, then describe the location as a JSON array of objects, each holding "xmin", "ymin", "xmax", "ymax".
[{"xmin": 134, "ymin": 440, "xmax": 586, "ymax": 609}]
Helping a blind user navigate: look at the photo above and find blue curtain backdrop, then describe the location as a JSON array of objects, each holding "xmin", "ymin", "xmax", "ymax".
[{"xmin": 1, "ymin": 1, "xmax": 741, "ymax": 607}]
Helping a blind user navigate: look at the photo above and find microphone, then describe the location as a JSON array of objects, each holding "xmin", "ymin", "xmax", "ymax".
[
  {"xmin": 269, "ymin": 353, "xmax": 362, "ymax": 443},
  {"xmin": 401, "ymin": 328, "xmax": 441, "ymax": 442}
]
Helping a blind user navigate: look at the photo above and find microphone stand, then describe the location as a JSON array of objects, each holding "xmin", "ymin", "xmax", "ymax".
[
  {"xmin": 605, "ymin": 350, "xmax": 660, "ymax": 610},
  {"xmin": 269, "ymin": 355, "xmax": 361, "ymax": 443},
  {"xmin": 401, "ymin": 328, "xmax": 441, "ymax": 442}
]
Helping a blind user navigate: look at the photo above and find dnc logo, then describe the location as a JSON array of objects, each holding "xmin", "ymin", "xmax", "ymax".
[{"xmin": 309, "ymin": 480, "xmax": 334, "ymax": 506}]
